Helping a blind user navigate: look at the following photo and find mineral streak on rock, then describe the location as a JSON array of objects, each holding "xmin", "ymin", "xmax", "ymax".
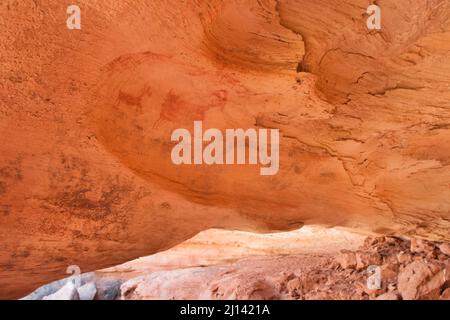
[{"xmin": 1, "ymin": 0, "xmax": 450, "ymax": 298}]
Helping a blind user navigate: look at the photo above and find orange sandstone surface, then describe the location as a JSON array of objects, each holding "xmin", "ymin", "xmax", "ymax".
[{"xmin": 1, "ymin": 0, "xmax": 450, "ymax": 299}]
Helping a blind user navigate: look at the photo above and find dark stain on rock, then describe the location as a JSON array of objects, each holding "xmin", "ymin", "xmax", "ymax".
[
  {"xmin": 0, "ymin": 182, "xmax": 6, "ymax": 196},
  {"xmin": 53, "ymin": 184, "xmax": 133, "ymax": 220},
  {"xmin": 159, "ymin": 202, "xmax": 171, "ymax": 210},
  {"xmin": 47, "ymin": 154, "xmax": 149, "ymax": 222},
  {"xmin": 0, "ymin": 205, "xmax": 11, "ymax": 216},
  {"xmin": 0, "ymin": 157, "xmax": 23, "ymax": 195}
]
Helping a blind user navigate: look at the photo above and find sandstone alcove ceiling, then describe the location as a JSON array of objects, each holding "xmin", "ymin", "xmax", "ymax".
[{"xmin": 1, "ymin": 0, "xmax": 450, "ymax": 299}]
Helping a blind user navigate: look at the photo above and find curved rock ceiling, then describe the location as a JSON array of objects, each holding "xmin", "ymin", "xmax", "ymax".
[{"xmin": 1, "ymin": 0, "xmax": 450, "ymax": 298}]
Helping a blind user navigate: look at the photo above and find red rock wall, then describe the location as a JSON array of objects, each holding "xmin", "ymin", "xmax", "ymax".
[{"xmin": 1, "ymin": 0, "xmax": 450, "ymax": 298}]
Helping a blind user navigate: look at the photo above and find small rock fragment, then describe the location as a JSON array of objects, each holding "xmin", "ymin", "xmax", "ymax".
[
  {"xmin": 336, "ymin": 250, "xmax": 357, "ymax": 269},
  {"xmin": 77, "ymin": 282, "xmax": 97, "ymax": 300},
  {"xmin": 95, "ymin": 279, "xmax": 122, "ymax": 300},
  {"xmin": 398, "ymin": 260, "xmax": 445, "ymax": 300},
  {"xmin": 380, "ymin": 264, "xmax": 398, "ymax": 287},
  {"xmin": 438, "ymin": 243, "xmax": 450, "ymax": 256},
  {"xmin": 440, "ymin": 288, "xmax": 450, "ymax": 300},
  {"xmin": 286, "ymin": 278, "xmax": 302, "ymax": 294},
  {"xmin": 376, "ymin": 292, "xmax": 399, "ymax": 300},
  {"xmin": 397, "ymin": 251, "xmax": 412, "ymax": 264},
  {"xmin": 43, "ymin": 281, "xmax": 80, "ymax": 300},
  {"xmin": 410, "ymin": 239, "xmax": 435, "ymax": 254},
  {"xmin": 356, "ymin": 251, "xmax": 382, "ymax": 270}
]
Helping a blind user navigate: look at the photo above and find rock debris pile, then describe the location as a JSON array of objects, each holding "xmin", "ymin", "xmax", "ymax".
[{"xmin": 294, "ymin": 237, "xmax": 450, "ymax": 300}]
